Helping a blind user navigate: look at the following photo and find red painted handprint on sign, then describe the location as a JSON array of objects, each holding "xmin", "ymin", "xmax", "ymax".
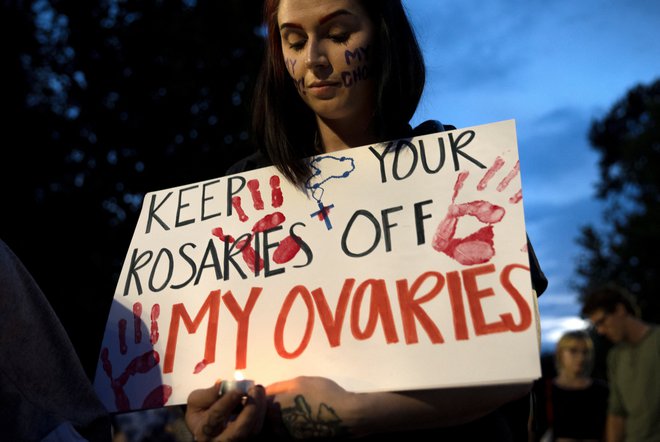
[
  {"xmin": 99, "ymin": 301, "xmax": 172, "ymax": 412},
  {"xmin": 212, "ymin": 175, "xmax": 301, "ymax": 273},
  {"xmin": 432, "ymin": 157, "xmax": 521, "ymax": 265}
]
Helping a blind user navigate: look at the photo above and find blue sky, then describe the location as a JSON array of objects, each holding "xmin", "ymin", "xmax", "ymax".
[{"xmin": 404, "ymin": 0, "xmax": 660, "ymax": 353}]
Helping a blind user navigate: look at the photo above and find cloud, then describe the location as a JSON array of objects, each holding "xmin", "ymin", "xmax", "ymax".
[
  {"xmin": 410, "ymin": 0, "xmax": 660, "ymax": 128},
  {"xmin": 539, "ymin": 315, "xmax": 591, "ymax": 353},
  {"xmin": 408, "ymin": 1, "xmax": 536, "ymax": 91},
  {"xmin": 517, "ymin": 106, "xmax": 602, "ymax": 207},
  {"xmin": 405, "ymin": 0, "xmax": 660, "ymax": 344}
]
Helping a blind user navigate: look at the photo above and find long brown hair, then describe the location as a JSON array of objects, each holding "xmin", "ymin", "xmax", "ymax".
[{"xmin": 251, "ymin": 0, "xmax": 426, "ymax": 187}]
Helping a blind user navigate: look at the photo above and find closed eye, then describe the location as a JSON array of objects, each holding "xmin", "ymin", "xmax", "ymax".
[
  {"xmin": 329, "ymin": 32, "xmax": 350, "ymax": 44},
  {"xmin": 288, "ymin": 39, "xmax": 307, "ymax": 51}
]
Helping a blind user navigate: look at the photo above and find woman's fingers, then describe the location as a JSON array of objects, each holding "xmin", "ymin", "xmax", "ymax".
[
  {"xmin": 189, "ymin": 385, "xmax": 268, "ymax": 441},
  {"xmin": 203, "ymin": 390, "xmax": 244, "ymax": 432},
  {"xmin": 187, "ymin": 382, "xmax": 222, "ymax": 410},
  {"xmin": 230, "ymin": 385, "xmax": 267, "ymax": 436}
]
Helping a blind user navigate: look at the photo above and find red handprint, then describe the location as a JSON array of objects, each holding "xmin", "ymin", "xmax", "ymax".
[
  {"xmin": 432, "ymin": 157, "xmax": 521, "ymax": 265},
  {"xmin": 212, "ymin": 175, "xmax": 301, "ymax": 273},
  {"xmin": 99, "ymin": 301, "xmax": 172, "ymax": 412}
]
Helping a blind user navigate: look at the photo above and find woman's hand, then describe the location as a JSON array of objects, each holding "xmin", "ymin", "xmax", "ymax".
[
  {"xmin": 186, "ymin": 376, "xmax": 532, "ymax": 440},
  {"xmin": 185, "ymin": 381, "xmax": 267, "ymax": 442},
  {"xmin": 266, "ymin": 377, "xmax": 532, "ymax": 439},
  {"xmin": 265, "ymin": 376, "xmax": 356, "ymax": 440}
]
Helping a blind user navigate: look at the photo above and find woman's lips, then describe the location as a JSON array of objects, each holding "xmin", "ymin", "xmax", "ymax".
[{"xmin": 307, "ymin": 81, "xmax": 341, "ymax": 98}]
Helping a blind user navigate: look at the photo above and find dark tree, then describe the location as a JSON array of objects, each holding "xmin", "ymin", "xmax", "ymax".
[
  {"xmin": 575, "ymin": 78, "xmax": 660, "ymax": 324},
  {"xmin": 0, "ymin": 0, "xmax": 265, "ymax": 378}
]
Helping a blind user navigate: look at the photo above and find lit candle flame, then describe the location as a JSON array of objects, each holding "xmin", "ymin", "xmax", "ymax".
[{"xmin": 234, "ymin": 370, "xmax": 245, "ymax": 381}]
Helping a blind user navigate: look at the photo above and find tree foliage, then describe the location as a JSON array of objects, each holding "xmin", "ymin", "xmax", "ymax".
[
  {"xmin": 0, "ymin": 0, "xmax": 265, "ymax": 377},
  {"xmin": 575, "ymin": 78, "xmax": 660, "ymax": 323}
]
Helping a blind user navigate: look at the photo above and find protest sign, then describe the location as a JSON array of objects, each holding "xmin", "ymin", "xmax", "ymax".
[{"xmin": 93, "ymin": 119, "xmax": 541, "ymax": 412}]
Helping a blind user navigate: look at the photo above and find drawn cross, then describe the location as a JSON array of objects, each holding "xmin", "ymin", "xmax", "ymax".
[{"xmin": 311, "ymin": 201, "xmax": 335, "ymax": 230}]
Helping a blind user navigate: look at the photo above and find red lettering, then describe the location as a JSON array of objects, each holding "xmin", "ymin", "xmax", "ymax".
[
  {"xmin": 311, "ymin": 279, "xmax": 355, "ymax": 347},
  {"xmin": 499, "ymin": 264, "xmax": 532, "ymax": 331},
  {"xmin": 463, "ymin": 264, "xmax": 508, "ymax": 335},
  {"xmin": 447, "ymin": 271, "xmax": 469, "ymax": 340},
  {"xmin": 350, "ymin": 279, "xmax": 399, "ymax": 343},
  {"xmin": 396, "ymin": 271, "xmax": 444, "ymax": 344},
  {"xmin": 274, "ymin": 285, "xmax": 315, "ymax": 359},
  {"xmin": 221, "ymin": 287, "xmax": 263, "ymax": 369},
  {"xmin": 164, "ymin": 290, "xmax": 220, "ymax": 374},
  {"xmin": 158, "ymin": 263, "xmax": 532, "ymax": 372}
]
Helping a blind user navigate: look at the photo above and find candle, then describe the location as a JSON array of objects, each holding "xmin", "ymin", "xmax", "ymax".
[
  {"xmin": 220, "ymin": 378, "xmax": 255, "ymax": 396},
  {"xmin": 220, "ymin": 371, "xmax": 255, "ymax": 396},
  {"xmin": 219, "ymin": 371, "xmax": 255, "ymax": 415}
]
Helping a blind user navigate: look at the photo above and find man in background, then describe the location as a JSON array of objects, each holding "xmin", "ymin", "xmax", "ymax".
[{"xmin": 581, "ymin": 284, "xmax": 660, "ymax": 442}]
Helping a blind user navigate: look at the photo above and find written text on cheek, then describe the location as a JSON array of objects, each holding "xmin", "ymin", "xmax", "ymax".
[{"xmin": 159, "ymin": 262, "xmax": 533, "ymax": 373}]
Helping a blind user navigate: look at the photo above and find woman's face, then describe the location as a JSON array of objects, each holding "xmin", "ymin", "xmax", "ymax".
[
  {"xmin": 559, "ymin": 339, "xmax": 590, "ymax": 376},
  {"xmin": 277, "ymin": 0, "xmax": 376, "ymax": 123}
]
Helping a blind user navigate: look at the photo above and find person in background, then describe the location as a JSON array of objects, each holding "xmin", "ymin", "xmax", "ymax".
[
  {"xmin": 184, "ymin": 0, "xmax": 548, "ymax": 440},
  {"xmin": 0, "ymin": 238, "xmax": 112, "ymax": 442},
  {"xmin": 581, "ymin": 283, "xmax": 660, "ymax": 442},
  {"xmin": 533, "ymin": 330, "xmax": 608, "ymax": 442}
]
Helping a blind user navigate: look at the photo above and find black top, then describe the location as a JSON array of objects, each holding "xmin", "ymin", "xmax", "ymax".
[
  {"xmin": 532, "ymin": 377, "xmax": 609, "ymax": 441},
  {"xmin": 229, "ymin": 120, "xmax": 548, "ymax": 441},
  {"xmin": 551, "ymin": 380, "xmax": 609, "ymax": 440}
]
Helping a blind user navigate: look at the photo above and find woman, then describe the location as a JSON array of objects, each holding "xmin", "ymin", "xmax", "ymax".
[
  {"xmin": 536, "ymin": 330, "xmax": 608, "ymax": 442},
  {"xmin": 185, "ymin": 1, "xmax": 548, "ymax": 440},
  {"xmin": 228, "ymin": 0, "xmax": 427, "ymax": 185}
]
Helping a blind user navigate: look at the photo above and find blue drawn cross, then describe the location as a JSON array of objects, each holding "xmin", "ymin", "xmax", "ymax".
[{"xmin": 311, "ymin": 201, "xmax": 335, "ymax": 230}]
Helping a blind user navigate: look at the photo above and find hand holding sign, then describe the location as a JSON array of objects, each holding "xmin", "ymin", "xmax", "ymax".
[
  {"xmin": 185, "ymin": 381, "xmax": 267, "ymax": 442},
  {"xmin": 94, "ymin": 120, "xmax": 541, "ymax": 412},
  {"xmin": 266, "ymin": 377, "xmax": 350, "ymax": 439}
]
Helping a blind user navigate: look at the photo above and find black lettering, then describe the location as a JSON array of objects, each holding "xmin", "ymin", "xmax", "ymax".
[
  {"xmin": 381, "ymin": 206, "xmax": 403, "ymax": 252},
  {"xmin": 393, "ymin": 140, "xmax": 418, "ymax": 180},
  {"xmin": 449, "ymin": 130, "xmax": 485, "ymax": 170},
  {"xmin": 368, "ymin": 142, "xmax": 394, "ymax": 183},
  {"xmin": 201, "ymin": 179, "xmax": 222, "ymax": 221},
  {"xmin": 193, "ymin": 238, "xmax": 224, "ymax": 285},
  {"xmin": 227, "ymin": 176, "xmax": 247, "ymax": 217},
  {"xmin": 290, "ymin": 222, "xmax": 313, "ymax": 268},
  {"xmin": 262, "ymin": 226, "xmax": 286, "ymax": 278},
  {"xmin": 419, "ymin": 138, "xmax": 446, "ymax": 173},
  {"xmin": 148, "ymin": 248, "xmax": 174, "ymax": 293},
  {"xmin": 223, "ymin": 233, "xmax": 251, "ymax": 280},
  {"xmin": 170, "ymin": 243, "xmax": 198, "ymax": 290},
  {"xmin": 341, "ymin": 210, "xmax": 381, "ymax": 258},
  {"xmin": 414, "ymin": 200, "xmax": 434, "ymax": 245},
  {"xmin": 122, "ymin": 248, "xmax": 153, "ymax": 296},
  {"xmin": 175, "ymin": 185, "xmax": 199, "ymax": 228},
  {"xmin": 146, "ymin": 192, "xmax": 172, "ymax": 234}
]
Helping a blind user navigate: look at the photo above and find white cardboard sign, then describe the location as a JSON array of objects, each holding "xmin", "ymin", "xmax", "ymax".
[{"xmin": 93, "ymin": 119, "xmax": 541, "ymax": 412}]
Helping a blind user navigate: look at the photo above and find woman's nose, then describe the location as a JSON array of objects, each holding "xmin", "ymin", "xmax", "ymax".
[{"xmin": 305, "ymin": 39, "xmax": 329, "ymax": 69}]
